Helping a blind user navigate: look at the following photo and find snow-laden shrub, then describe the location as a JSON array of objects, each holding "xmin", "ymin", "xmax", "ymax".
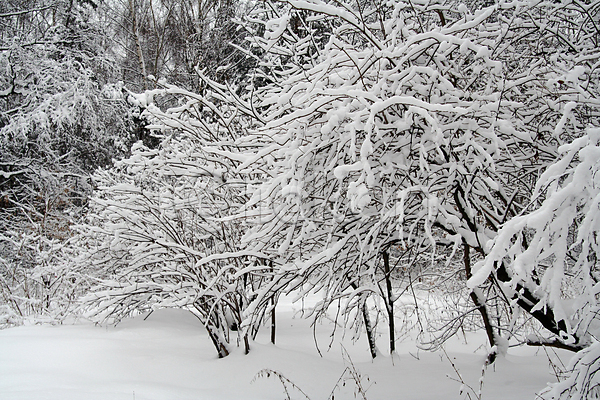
[
  {"xmin": 0, "ymin": 2, "xmax": 136, "ymax": 325},
  {"xmin": 238, "ymin": 0, "xmax": 599, "ymax": 356},
  {"xmin": 76, "ymin": 0, "xmax": 600, "ymax": 363},
  {"xmin": 77, "ymin": 84, "xmax": 271, "ymax": 357}
]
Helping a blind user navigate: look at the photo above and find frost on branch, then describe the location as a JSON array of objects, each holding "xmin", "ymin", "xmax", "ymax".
[{"xmin": 541, "ymin": 340, "xmax": 600, "ymax": 400}]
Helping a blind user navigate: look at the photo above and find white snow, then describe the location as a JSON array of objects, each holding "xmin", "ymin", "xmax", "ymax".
[{"xmin": 0, "ymin": 297, "xmax": 564, "ymax": 400}]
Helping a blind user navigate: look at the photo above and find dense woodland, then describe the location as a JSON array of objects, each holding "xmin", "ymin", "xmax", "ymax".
[{"xmin": 1, "ymin": 0, "xmax": 599, "ymax": 398}]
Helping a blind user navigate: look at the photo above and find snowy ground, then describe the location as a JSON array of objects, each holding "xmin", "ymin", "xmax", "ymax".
[{"xmin": 0, "ymin": 296, "xmax": 567, "ymax": 400}]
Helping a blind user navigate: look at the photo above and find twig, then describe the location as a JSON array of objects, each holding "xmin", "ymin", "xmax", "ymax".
[
  {"xmin": 441, "ymin": 347, "xmax": 477, "ymax": 400},
  {"xmin": 253, "ymin": 369, "xmax": 312, "ymax": 400}
]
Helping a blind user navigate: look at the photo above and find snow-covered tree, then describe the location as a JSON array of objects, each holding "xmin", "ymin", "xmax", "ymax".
[
  {"xmin": 78, "ymin": 82, "xmax": 270, "ymax": 357},
  {"xmin": 109, "ymin": 0, "xmax": 250, "ymax": 91},
  {"xmin": 76, "ymin": 0, "xmax": 599, "ymax": 365},
  {"xmin": 236, "ymin": 0, "xmax": 599, "ymax": 361}
]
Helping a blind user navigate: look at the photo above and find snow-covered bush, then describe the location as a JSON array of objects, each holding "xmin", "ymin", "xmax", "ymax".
[
  {"xmin": 541, "ymin": 340, "xmax": 600, "ymax": 400},
  {"xmin": 0, "ymin": 231, "xmax": 87, "ymax": 327},
  {"xmin": 77, "ymin": 0, "xmax": 599, "ymax": 365},
  {"xmin": 78, "ymin": 83, "xmax": 271, "ymax": 357},
  {"xmin": 238, "ymin": 0, "xmax": 599, "ymax": 359}
]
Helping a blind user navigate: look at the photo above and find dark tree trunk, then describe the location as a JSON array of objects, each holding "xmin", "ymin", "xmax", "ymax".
[
  {"xmin": 270, "ymin": 298, "xmax": 276, "ymax": 345},
  {"xmin": 243, "ymin": 333, "xmax": 250, "ymax": 355},
  {"xmin": 270, "ymin": 260, "xmax": 276, "ymax": 345},
  {"xmin": 206, "ymin": 321, "xmax": 230, "ymax": 358},
  {"xmin": 495, "ymin": 261, "xmax": 584, "ymax": 352},
  {"xmin": 362, "ymin": 300, "xmax": 378, "ymax": 359},
  {"xmin": 464, "ymin": 243, "xmax": 498, "ymax": 365},
  {"xmin": 382, "ymin": 251, "xmax": 395, "ymax": 354},
  {"xmin": 350, "ymin": 281, "xmax": 377, "ymax": 359}
]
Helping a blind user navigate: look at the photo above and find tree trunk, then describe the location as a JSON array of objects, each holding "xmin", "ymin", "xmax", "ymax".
[
  {"xmin": 362, "ymin": 300, "xmax": 378, "ymax": 359},
  {"xmin": 243, "ymin": 333, "xmax": 250, "ymax": 355},
  {"xmin": 270, "ymin": 260, "xmax": 276, "ymax": 345},
  {"xmin": 495, "ymin": 261, "xmax": 583, "ymax": 352},
  {"xmin": 270, "ymin": 297, "xmax": 276, "ymax": 345},
  {"xmin": 206, "ymin": 320, "xmax": 230, "ymax": 358},
  {"xmin": 128, "ymin": 0, "xmax": 148, "ymax": 90},
  {"xmin": 350, "ymin": 282, "xmax": 377, "ymax": 359},
  {"xmin": 382, "ymin": 251, "xmax": 395, "ymax": 354},
  {"xmin": 464, "ymin": 243, "xmax": 498, "ymax": 365}
]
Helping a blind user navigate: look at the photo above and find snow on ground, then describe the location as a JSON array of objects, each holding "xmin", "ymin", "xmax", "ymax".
[{"xmin": 0, "ymin": 296, "xmax": 567, "ymax": 400}]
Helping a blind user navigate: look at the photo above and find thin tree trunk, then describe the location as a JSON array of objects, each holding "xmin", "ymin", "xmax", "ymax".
[
  {"xmin": 206, "ymin": 321, "xmax": 230, "ymax": 358},
  {"xmin": 270, "ymin": 260, "xmax": 276, "ymax": 345},
  {"xmin": 270, "ymin": 298, "xmax": 276, "ymax": 345},
  {"xmin": 382, "ymin": 251, "xmax": 395, "ymax": 354},
  {"xmin": 243, "ymin": 333, "xmax": 250, "ymax": 355},
  {"xmin": 128, "ymin": 0, "xmax": 148, "ymax": 90},
  {"xmin": 192, "ymin": 308, "xmax": 230, "ymax": 358},
  {"xmin": 362, "ymin": 300, "xmax": 377, "ymax": 359},
  {"xmin": 350, "ymin": 282, "xmax": 377, "ymax": 359},
  {"xmin": 464, "ymin": 242, "xmax": 497, "ymax": 364}
]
